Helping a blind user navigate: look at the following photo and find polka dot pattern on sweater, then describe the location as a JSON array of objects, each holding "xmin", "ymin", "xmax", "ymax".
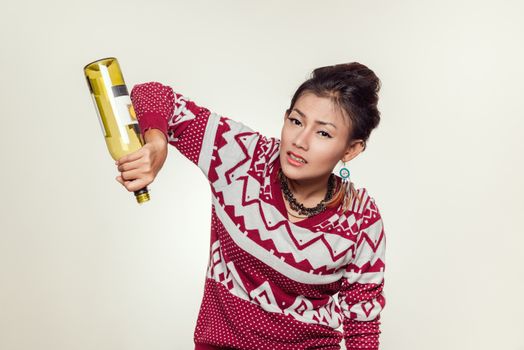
[
  {"xmin": 131, "ymin": 82, "xmax": 175, "ymax": 118},
  {"xmin": 194, "ymin": 278, "xmax": 343, "ymax": 350},
  {"xmin": 168, "ymin": 107, "xmax": 210, "ymax": 165}
]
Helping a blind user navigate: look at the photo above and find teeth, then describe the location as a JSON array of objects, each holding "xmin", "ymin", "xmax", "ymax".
[{"xmin": 290, "ymin": 153, "xmax": 306, "ymax": 163}]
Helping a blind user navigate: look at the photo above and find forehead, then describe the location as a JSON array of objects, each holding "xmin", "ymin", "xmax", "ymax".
[{"xmin": 293, "ymin": 92, "xmax": 349, "ymax": 127}]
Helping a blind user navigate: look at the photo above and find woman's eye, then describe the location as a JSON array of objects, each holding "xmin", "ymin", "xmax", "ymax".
[
  {"xmin": 288, "ymin": 117, "xmax": 332, "ymax": 138},
  {"xmin": 288, "ymin": 117, "xmax": 301, "ymax": 126}
]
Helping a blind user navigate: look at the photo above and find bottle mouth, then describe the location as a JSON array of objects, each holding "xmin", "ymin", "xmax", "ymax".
[{"xmin": 134, "ymin": 188, "xmax": 150, "ymax": 204}]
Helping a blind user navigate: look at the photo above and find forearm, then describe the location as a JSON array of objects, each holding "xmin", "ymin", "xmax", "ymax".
[{"xmin": 343, "ymin": 317, "xmax": 381, "ymax": 350}]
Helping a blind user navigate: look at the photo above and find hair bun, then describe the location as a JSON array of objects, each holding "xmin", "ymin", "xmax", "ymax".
[{"xmin": 313, "ymin": 63, "xmax": 380, "ymax": 103}]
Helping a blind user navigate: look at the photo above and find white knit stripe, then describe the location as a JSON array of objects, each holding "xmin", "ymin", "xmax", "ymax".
[
  {"xmin": 212, "ymin": 195, "xmax": 345, "ymax": 285},
  {"xmin": 197, "ymin": 111, "xmax": 221, "ymax": 178},
  {"xmin": 283, "ymin": 294, "xmax": 342, "ymax": 328},
  {"xmin": 342, "ymin": 217, "xmax": 385, "ymax": 284},
  {"xmin": 345, "ymin": 270, "xmax": 384, "ymax": 284},
  {"xmin": 209, "ymin": 119, "xmax": 259, "ymax": 190},
  {"xmin": 354, "ymin": 219, "xmax": 385, "ymax": 264},
  {"xmin": 206, "ymin": 239, "xmax": 343, "ymax": 328}
]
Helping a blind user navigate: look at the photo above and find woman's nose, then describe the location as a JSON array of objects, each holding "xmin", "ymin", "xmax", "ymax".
[{"xmin": 293, "ymin": 130, "xmax": 310, "ymax": 150}]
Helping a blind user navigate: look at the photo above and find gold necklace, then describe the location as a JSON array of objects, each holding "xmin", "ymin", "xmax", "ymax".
[
  {"xmin": 286, "ymin": 209, "xmax": 309, "ymax": 219},
  {"xmin": 284, "ymin": 199, "xmax": 309, "ymax": 218}
]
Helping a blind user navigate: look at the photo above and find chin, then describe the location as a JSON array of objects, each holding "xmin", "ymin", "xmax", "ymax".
[
  {"xmin": 280, "ymin": 163, "xmax": 306, "ymax": 181},
  {"xmin": 279, "ymin": 156, "xmax": 295, "ymax": 177}
]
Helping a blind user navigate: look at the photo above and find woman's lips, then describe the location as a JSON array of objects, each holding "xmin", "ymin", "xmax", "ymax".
[
  {"xmin": 288, "ymin": 151, "xmax": 307, "ymax": 163},
  {"xmin": 287, "ymin": 151, "xmax": 307, "ymax": 164}
]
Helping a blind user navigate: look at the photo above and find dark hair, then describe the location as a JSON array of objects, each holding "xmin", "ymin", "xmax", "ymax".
[{"xmin": 286, "ymin": 62, "xmax": 382, "ymax": 212}]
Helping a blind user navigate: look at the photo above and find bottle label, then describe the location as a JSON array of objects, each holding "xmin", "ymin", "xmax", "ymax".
[
  {"xmin": 112, "ymin": 84, "xmax": 129, "ymax": 97},
  {"xmin": 114, "ymin": 93, "xmax": 138, "ymax": 127},
  {"xmin": 98, "ymin": 66, "xmax": 138, "ymax": 144}
]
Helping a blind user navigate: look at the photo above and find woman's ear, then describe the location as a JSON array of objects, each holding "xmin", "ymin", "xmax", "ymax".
[{"xmin": 341, "ymin": 140, "xmax": 365, "ymax": 163}]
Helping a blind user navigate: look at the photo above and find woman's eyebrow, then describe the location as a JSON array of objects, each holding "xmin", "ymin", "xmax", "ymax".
[{"xmin": 293, "ymin": 108, "xmax": 337, "ymax": 129}]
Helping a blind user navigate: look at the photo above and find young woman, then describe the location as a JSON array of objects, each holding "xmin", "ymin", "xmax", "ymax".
[{"xmin": 115, "ymin": 62, "xmax": 386, "ymax": 350}]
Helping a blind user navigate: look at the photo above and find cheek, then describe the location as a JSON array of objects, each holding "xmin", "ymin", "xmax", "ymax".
[
  {"xmin": 280, "ymin": 126, "xmax": 291, "ymax": 142},
  {"xmin": 311, "ymin": 143, "xmax": 343, "ymax": 162}
]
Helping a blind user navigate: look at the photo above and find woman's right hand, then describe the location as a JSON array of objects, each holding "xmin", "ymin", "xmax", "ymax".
[{"xmin": 115, "ymin": 129, "xmax": 168, "ymax": 192}]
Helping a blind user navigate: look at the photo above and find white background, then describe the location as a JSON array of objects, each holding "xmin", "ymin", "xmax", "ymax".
[{"xmin": 1, "ymin": 0, "xmax": 523, "ymax": 349}]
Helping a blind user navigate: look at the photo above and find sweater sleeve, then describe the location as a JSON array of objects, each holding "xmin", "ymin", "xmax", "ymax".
[
  {"xmin": 338, "ymin": 197, "xmax": 386, "ymax": 350},
  {"xmin": 130, "ymin": 81, "xmax": 261, "ymax": 180}
]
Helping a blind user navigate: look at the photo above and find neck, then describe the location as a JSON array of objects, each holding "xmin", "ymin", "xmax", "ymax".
[{"xmin": 286, "ymin": 174, "xmax": 331, "ymax": 204}]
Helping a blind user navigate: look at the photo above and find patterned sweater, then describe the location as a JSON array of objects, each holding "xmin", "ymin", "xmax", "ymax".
[{"xmin": 130, "ymin": 82, "xmax": 386, "ymax": 350}]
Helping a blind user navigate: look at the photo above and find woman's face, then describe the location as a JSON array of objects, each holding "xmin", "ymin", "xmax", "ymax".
[{"xmin": 279, "ymin": 92, "xmax": 354, "ymax": 183}]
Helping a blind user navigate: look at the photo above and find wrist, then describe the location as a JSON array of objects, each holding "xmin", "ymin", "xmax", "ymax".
[{"xmin": 144, "ymin": 128, "xmax": 167, "ymax": 146}]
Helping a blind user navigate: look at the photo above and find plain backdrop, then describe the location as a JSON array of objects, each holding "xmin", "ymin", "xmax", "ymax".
[{"xmin": 1, "ymin": 0, "xmax": 523, "ymax": 349}]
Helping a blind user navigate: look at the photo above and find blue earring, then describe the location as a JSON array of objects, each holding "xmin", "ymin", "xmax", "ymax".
[
  {"xmin": 339, "ymin": 161, "xmax": 352, "ymax": 209},
  {"xmin": 339, "ymin": 161, "xmax": 351, "ymax": 181}
]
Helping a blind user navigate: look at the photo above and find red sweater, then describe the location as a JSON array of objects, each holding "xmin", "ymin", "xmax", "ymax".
[{"xmin": 130, "ymin": 82, "xmax": 386, "ymax": 350}]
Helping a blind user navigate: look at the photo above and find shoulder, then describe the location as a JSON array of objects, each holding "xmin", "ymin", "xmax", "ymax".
[
  {"xmin": 346, "ymin": 187, "xmax": 377, "ymax": 214},
  {"xmin": 350, "ymin": 187, "xmax": 383, "ymax": 224}
]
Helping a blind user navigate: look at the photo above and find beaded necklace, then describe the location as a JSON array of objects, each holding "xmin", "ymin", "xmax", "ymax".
[{"xmin": 278, "ymin": 168, "xmax": 335, "ymax": 218}]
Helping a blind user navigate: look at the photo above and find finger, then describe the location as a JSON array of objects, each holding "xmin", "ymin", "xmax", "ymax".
[
  {"xmin": 120, "ymin": 168, "xmax": 143, "ymax": 182},
  {"xmin": 116, "ymin": 176, "xmax": 131, "ymax": 187},
  {"xmin": 117, "ymin": 157, "xmax": 143, "ymax": 172},
  {"xmin": 116, "ymin": 149, "xmax": 144, "ymax": 165},
  {"xmin": 123, "ymin": 178, "xmax": 149, "ymax": 192},
  {"xmin": 116, "ymin": 175, "xmax": 136, "ymax": 191}
]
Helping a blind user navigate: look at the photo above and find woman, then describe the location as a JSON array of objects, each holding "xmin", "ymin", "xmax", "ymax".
[{"xmin": 116, "ymin": 62, "xmax": 386, "ymax": 350}]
